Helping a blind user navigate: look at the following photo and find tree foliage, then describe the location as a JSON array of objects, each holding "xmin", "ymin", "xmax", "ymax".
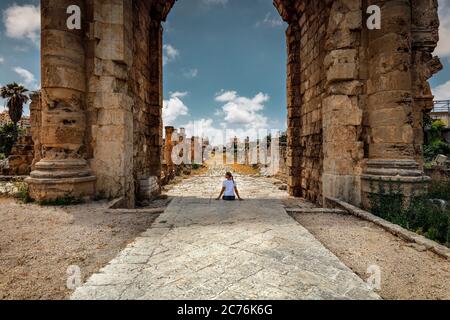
[
  {"xmin": 0, "ymin": 82, "xmax": 29, "ymax": 126},
  {"xmin": 424, "ymin": 120, "xmax": 450, "ymax": 163},
  {"xmin": 0, "ymin": 123, "xmax": 19, "ymax": 157}
]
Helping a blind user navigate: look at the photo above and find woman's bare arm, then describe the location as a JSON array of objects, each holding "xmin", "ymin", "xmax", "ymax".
[
  {"xmin": 234, "ymin": 187, "xmax": 243, "ymax": 200},
  {"xmin": 216, "ymin": 187, "xmax": 226, "ymax": 200}
]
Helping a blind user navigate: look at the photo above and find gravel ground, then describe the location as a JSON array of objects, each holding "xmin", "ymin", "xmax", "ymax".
[
  {"xmin": 2, "ymin": 172, "xmax": 449, "ymax": 300},
  {"xmin": 291, "ymin": 211, "xmax": 450, "ymax": 300},
  {"xmin": 0, "ymin": 198, "xmax": 168, "ymax": 300}
]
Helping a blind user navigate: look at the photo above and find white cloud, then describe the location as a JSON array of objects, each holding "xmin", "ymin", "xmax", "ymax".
[
  {"xmin": 182, "ymin": 118, "xmax": 225, "ymax": 146},
  {"xmin": 13, "ymin": 67, "xmax": 38, "ymax": 89},
  {"xmin": 183, "ymin": 68, "xmax": 199, "ymax": 79},
  {"xmin": 163, "ymin": 91, "xmax": 189, "ymax": 125},
  {"xmin": 215, "ymin": 90, "xmax": 270, "ymax": 129},
  {"xmin": 435, "ymin": 0, "xmax": 450, "ymax": 59},
  {"xmin": 3, "ymin": 4, "xmax": 40, "ymax": 45},
  {"xmin": 432, "ymin": 80, "xmax": 450, "ymax": 100},
  {"xmin": 216, "ymin": 90, "xmax": 238, "ymax": 102},
  {"xmin": 256, "ymin": 12, "xmax": 284, "ymax": 28},
  {"xmin": 0, "ymin": 56, "xmax": 4, "ymax": 64},
  {"xmin": 174, "ymin": 91, "xmax": 277, "ymax": 146},
  {"xmin": 171, "ymin": 91, "xmax": 188, "ymax": 98},
  {"xmin": 182, "ymin": 118, "xmax": 279, "ymax": 147},
  {"xmin": 163, "ymin": 44, "xmax": 179, "ymax": 66}
]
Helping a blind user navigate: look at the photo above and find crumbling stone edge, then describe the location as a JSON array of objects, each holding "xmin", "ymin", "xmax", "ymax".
[
  {"xmin": 0, "ymin": 176, "xmax": 27, "ymax": 182},
  {"xmin": 325, "ymin": 197, "xmax": 450, "ymax": 261}
]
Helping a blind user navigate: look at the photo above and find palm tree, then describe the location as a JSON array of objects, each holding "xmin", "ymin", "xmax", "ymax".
[{"xmin": 0, "ymin": 82, "xmax": 29, "ymax": 127}]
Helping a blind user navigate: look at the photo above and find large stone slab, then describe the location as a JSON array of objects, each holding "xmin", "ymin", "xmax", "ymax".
[{"xmin": 71, "ymin": 176, "xmax": 379, "ymax": 300}]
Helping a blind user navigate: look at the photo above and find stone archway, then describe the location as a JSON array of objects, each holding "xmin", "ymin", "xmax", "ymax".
[{"xmin": 28, "ymin": 0, "xmax": 441, "ymax": 208}]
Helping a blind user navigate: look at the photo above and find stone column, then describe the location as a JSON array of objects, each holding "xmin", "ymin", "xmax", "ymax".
[
  {"xmin": 411, "ymin": 0, "xmax": 442, "ymax": 165},
  {"xmin": 244, "ymin": 137, "xmax": 250, "ymax": 166},
  {"xmin": 27, "ymin": 0, "xmax": 95, "ymax": 201},
  {"xmin": 148, "ymin": 19, "xmax": 164, "ymax": 179},
  {"xmin": 361, "ymin": 0, "xmax": 429, "ymax": 207},
  {"xmin": 164, "ymin": 126, "xmax": 175, "ymax": 176},
  {"xmin": 191, "ymin": 137, "xmax": 196, "ymax": 164},
  {"xmin": 29, "ymin": 92, "xmax": 41, "ymax": 171},
  {"xmin": 286, "ymin": 22, "xmax": 303, "ymax": 197},
  {"xmin": 322, "ymin": 0, "xmax": 364, "ymax": 206},
  {"xmin": 85, "ymin": 0, "xmax": 134, "ymax": 208}
]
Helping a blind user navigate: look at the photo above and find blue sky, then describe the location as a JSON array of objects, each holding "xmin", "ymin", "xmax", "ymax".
[
  {"xmin": 0, "ymin": 0, "xmax": 40, "ymax": 108},
  {"xmin": 1, "ymin": 0, "xmax": 449, "ymax": 143},
  {"xmin": 162, "ymin": 0, "xmax": 287, "ymax": 142}
]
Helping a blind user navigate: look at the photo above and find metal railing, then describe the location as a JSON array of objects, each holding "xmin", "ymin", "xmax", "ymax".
[{"xmin": 433, "ymin": 100, "xmax": 450, "ymax": 114}]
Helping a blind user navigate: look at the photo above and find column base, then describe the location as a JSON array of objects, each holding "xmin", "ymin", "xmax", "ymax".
[
  {"xmin": 137, "ymin": 176, "xmax": 161, "ymax": 204},
  {"xmin": 361, "ymin": 159, "xmax": 430, "ymax": 209},
  {"xmin": 26, "ymin": 159, "xmax": 96, "ymax": 202}
]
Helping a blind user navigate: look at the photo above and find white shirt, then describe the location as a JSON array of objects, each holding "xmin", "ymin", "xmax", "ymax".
[{"xmin": 223, "ymin": 180, "xmax": 236, "ymax": 197}]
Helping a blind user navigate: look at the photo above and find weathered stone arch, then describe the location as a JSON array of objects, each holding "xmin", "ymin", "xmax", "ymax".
[
  {"xmin": 274, "ymin": 0, "xmax": 441, "ymax": 206},
  {"xmin": 29, "ymin": 0, "xmax": 441, "ymax": 209}
]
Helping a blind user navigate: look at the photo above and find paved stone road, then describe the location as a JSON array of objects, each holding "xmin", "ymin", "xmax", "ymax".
[{"xmin": 71, "ymin": 175, "xmax": 379, "ymax": 300}]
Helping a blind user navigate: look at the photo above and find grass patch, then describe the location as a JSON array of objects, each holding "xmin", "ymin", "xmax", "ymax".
[
  {"xmin": 370, "ymin": 181, "xmax": 450, "ymax": 247},
  {"xmin": 14, "ymin": 182, "xmax": 33, "ymax": 204},
  {"xmin": 428, "ymin": 181, "xmax": 450, "ymax": 201}
]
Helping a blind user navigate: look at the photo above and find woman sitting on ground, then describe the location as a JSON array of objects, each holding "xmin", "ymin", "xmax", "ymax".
[{"xmin": 216, "ymin": 172, "xmax": 243, "ymax": 201}]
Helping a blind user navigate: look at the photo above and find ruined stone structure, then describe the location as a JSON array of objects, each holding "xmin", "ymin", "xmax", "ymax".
[
  {"xmin": 30, "ymin": 0, "xmax": 441, "ymax": 208},
  {"xmin": 161, "ymin": 126, "xmax": 207, "ymax": 184},
  {"xmin": 0, "ymin": 134, "xmax": 34, "ymax": 176},
  {"xmin": 276, "ymin": 0, "xmax": 441, "ymax": 206}
]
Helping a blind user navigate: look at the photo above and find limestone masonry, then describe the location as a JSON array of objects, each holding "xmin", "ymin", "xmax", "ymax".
[{"xmin": 28, "ymin": 0, "xmax": 442, "ymax": 208}]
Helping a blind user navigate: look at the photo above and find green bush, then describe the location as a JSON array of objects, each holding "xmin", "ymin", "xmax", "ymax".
[
  {"xmin": 15, "ymin": 182, "xmax": 33, "ymax": 204},
  {"xmin": 192, "ymin": 163, "xmax": 201, "ymax": 170},
  {"xmin": 424, "ymin": 141, "xmax": 450, "ymax": 162},
  {"xmin": 0, "ymin": 123, "xmax": 19, "ymax": 157},
  {"xmin": 424, "ymin": 120, "xmax": 450, "ymax": 162},
  {"xmin": 370, "ymin": 180, "xmax": 450, "ymax": 247},
  {"xmin": 428, "ymin": 181, "xmax": 450, "ymax": 201}
]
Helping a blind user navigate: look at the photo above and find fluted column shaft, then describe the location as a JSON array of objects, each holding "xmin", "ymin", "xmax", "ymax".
[
  {"xmin": 362, "ymin": 0, "xmax": 429, "ymax": 206},
  {"xmin": 27, "ymin": 0, "xmax": 95, "ymax": 201}
]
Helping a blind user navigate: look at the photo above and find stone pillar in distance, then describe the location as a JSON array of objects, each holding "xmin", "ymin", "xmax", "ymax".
[
  {"xmin": 361, "ymin": 0, "xmax": 430, "ymax": 207},
  {"xmin": 164, "ymin": 126, "xmax": 175, "ymax": 179},
  {"xmin": 27, "ymin": 0, "xmax": 95, "ymax": 201}
]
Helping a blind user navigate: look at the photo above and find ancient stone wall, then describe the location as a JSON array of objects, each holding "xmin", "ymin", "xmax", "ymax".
[
  {"xmin": 411, "ymin": 0, "xmax": 442, "ymax": 165},
  {"xmin": 83, "ymin": 0, "xmax": 135, "ymax": 206},
  {"xmin": 29, "ymin": 0, "xmax": 174, "ymax": 207},
  {"xmin": 31, "ymin": 0, "xmax": 441, "ymax": 208},
  {"xmin": 297, "ymin": 1, "xmax": 328, "ymax": 204},
  {"xmin": 2, "ymin": 134, "xmax": 34, "ymax": 176},
  {"xmin": 130, "ymin": 0, "xmax": 163, "ymax": 202},
  {"xmin": 277, "ymin": 0, "xmax": 441, "ymax": 207},
  {"xmin": 322, "ymin": 0, "xmax": 365, "ymax": 206}
]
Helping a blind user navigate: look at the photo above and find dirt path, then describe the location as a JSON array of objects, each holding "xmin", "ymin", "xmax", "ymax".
[
  {"xmin": 0, "ymin": 198, "xmax": 168, "ymax": 300},
  {"xmin": 291, "ymin": 211, "xmax": 450, "ymax": 300}
]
